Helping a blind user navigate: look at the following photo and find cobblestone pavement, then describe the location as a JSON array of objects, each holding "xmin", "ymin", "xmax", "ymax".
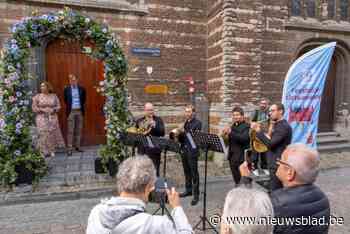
[{"xmin": 1, "ymin": 167, "xmax": 349, "ymax": 234}]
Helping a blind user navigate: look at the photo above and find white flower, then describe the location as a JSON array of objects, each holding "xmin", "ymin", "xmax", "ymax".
[
  {"xmin": 102, "ymin": 28, "xmax": 108, "ymax": 33},
  {"xmin": 99, "ymin": 81, "xmax": 104, "ymax": 86},
  {"xmin": 85, "ymin": 18, "xmax": 91, "ymax": 24}
]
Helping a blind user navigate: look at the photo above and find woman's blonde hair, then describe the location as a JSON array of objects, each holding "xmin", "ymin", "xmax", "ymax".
[{"xmin": 40, "ymin": 81, "xmax": 54, "ymax": 94}]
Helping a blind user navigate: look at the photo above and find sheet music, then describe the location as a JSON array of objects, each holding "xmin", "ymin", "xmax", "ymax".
[
  {"xmin": 146, "ymin": 136, "xmax": 154, "ymax": 148},
  {"xmin": 219, "ymin": 136, "xmax": 229, "ymax": 160},
  {"xmin": 186, "ymin": 132, "xmax": 197, "ymax": 150}
]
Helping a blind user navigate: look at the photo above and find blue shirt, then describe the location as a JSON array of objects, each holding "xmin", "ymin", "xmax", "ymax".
[{"xmin": 71, "ymin": 86, "xmax": 81, "ymax": 109}]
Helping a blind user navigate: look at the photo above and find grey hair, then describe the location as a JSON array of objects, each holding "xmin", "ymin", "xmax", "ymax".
[
  {"xmin": 285, "ymin": 143, "xmax": 320, "ymax": 184},
  {"xmin": 222, "ymin": 187, "xmax": 274, "ymax": 234},
  {"xmin": 116, "ymin": 156, "xmax": 156, "ymax": 194}
]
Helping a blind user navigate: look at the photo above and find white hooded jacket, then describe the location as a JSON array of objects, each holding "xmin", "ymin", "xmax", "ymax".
[{"xmin": 86, "ymin": 196, "xmax": 193, "ymax": 234}]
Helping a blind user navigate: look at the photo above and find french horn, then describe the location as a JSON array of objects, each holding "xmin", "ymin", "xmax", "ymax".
[
  {"xmin": 169, "ymin": 122, "xmax": 185, "ymax": 142},
  {"xmin": 127, "ymin": 117, "xmax": 154, "ymax": 135}
]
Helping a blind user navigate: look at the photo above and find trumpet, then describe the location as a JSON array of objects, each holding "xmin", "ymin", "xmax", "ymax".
[
  {"xmin": 169, "ymin": 122, "xmax": 185, "ymax": 142},
  {"xmin": 250, "ymin": 119, "xmax": 270, "ymax": 153}
]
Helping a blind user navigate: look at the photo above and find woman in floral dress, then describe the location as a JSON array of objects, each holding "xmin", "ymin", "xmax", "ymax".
[{"xmin": 32, "ymin": 82, "xmax": 65, "ymax": 157}]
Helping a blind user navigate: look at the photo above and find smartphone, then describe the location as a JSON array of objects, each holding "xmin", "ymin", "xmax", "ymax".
[{"xmin": 244, "ymin": 149, "xmax": 253, "ymax": 171}]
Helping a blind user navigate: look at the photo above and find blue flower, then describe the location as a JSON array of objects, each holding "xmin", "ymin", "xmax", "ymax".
[
  {"xmin": 14, "ymin": 150, "xmax": 21, "ymax": 156},
  {"xmin": 16, "ymin": 122, "xmax": 23, "ymax": 129},
  {"xmin": 16, "ymin": 92, "xmax": 22, "ymax": 97},
  {"xmin": 31, "ymin": 24, "xmax": 39, "ymax": 30}
]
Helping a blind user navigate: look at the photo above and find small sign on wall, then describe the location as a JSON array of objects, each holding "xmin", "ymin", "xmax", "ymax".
[
  {"xmin": 131, "ymin": 47, "xmax": 161, "ymax": 57},
  {"xmin": 144, "ymin": 84, "xmax": 168, "ymax": 94}
]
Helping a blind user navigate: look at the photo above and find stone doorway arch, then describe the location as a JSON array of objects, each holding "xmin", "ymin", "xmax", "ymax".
[{"xmin": 295, "ymin": 40, "xmax": 350, "ymax": 132}]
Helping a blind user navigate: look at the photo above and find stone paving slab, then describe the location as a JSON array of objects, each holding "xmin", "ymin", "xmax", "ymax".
[{"xmin": 1, "ymin": 167, "xmax": 349, "ymax": 234}]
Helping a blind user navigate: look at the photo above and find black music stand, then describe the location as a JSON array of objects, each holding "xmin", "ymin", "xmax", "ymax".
[
  {"xmin": 191, "ymin": 131, "xmax": 225, "ymax": 234},
  {"xmin": 150, "ymin": 136, "xmax": 180, "ymax": 216},
  {"xmin": 120, "ymin": 132, "xmax": 150, "ymax": 156}
]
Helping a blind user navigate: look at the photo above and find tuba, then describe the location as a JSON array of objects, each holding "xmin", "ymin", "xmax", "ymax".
[{"xmin": 250, "ymin": 119, "xmax": 269, "ymax": 153}]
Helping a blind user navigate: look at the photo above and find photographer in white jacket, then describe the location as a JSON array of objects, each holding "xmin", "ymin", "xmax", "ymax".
[{"xmin": 86, "ymin": 156, "xmax": 193, "ymax": 234}]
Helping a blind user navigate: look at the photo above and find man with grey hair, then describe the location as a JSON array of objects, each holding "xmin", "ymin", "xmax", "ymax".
[
  {"xmin": 220, "ymin": 187, "xmax": 274, "ymax": 234},
  {"xmin": 86, "ymin": 156, "xmax": 193, "ymax": 234},
  {"xmin": 240, "ymin": 143, "xmax": 330, "ymax": 234}
]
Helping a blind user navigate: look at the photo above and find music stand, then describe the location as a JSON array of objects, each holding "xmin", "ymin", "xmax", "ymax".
[
  {"xmin": 120, "ymin": 132, "xmax": 150, "ymax": 156},
  {"xmin": 191, "ymin": 131, "xmax": 225, "ymax": 234},
  {"xmin": 150, "ymin": 136, "xmax": 180, "ymax": 216}
]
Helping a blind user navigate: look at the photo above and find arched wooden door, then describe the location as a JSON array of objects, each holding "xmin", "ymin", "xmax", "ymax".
[
  {"xmin": 297, "ymin": 47, "xmax": 336, "ymax": 132},
  {"xmin": 46, "ymin": 39, "xmax": 106, "ymax": 146}
]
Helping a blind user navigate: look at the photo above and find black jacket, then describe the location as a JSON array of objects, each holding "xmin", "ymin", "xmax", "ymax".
[
  {"xmin": 228, "ymin": 122, "xmax": 250, "ymax": 164},
  {"xmin": 272, "ymin": 184, "xmax": 330, "ymax": 234},
  {"xmin": 136, "ymin": 115, "xmax": 165, "ymax": 155},
  {"xmin": 239, "ymin": 177, "xmax": 330, "ymax": 234},
  {"xmin": 256, "ymin": 119, "xmax": 292, "ymax": 164},
  {"xmin": 63, "ymin": 85, "xmax": 86, "ymax": 116},
  {"xmin": 179, "ymin": 117, "xmax": 202, "ymax": 155}
]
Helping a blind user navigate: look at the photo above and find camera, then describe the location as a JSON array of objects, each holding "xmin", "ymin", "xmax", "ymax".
[{"xmin": 149, "ymin": 177, "xmax": 174, "ymax": 204}]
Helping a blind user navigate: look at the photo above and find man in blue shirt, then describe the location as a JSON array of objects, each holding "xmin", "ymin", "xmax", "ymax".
[{"xmin": 64, "ymin": 74, "xmax": 86, "ymax": 156}]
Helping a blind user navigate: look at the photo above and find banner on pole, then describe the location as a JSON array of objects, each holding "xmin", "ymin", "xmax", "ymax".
[{"xmin": 282, "ymin": 42, "xmax": 336, "ymax": 148}]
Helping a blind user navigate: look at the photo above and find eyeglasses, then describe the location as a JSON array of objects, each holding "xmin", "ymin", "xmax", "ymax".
[{"xmin": 275, "ymin": 159, "xmax": 292, "ymax": 169}]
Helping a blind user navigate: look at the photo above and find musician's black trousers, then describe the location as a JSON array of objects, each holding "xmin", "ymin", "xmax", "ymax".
[
  {"xmin": 181, "ymin": 148, "xmax": 200, "ymax": 197},
  {"xmin": 147, "ymin": 153, "xmax": 161, "ymax": 177},
  {"xmin": 229, "ymin": 158, "xmax": 242, "ymax": 185}
]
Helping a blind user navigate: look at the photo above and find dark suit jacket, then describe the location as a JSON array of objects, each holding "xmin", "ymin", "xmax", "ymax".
[
  {"xmin": 256, "ymin": 119, "xmax": 292, "ymax": 166},
  {"xmin": 228, "ymin": 122, "xmax": 250, "ymax": 164},
  {"xmin": 136, "ymin": 115, "xmax": 165, "ymax": 155},
  {"xmin": 63, "ymin": 85, "xmax": 86, "ymax": 116},
  {"xmin": 178, "ymin": 117, "xmax": 202, "ymax": 155}
]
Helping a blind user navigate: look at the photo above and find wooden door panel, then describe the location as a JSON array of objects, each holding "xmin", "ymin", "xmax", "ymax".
[
  {"xmin": 318, "ymin": 58, "xmax": 336, "ymax": 132},
  {"xmin": 46, "ymin": 39, "xmax": 106, "ymax": 146}
]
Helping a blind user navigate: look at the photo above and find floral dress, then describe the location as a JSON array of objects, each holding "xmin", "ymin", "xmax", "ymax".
[{"xmin": 32, "ymin": 93, "xmax": 65, "ymax": 156}]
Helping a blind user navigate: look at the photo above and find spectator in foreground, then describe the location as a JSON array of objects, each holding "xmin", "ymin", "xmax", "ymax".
[
  {"xmin": 86, "ymin": 156, "xmax": 193, "ymax": 234},
  {"xmin": 220, "ymin": 187, "xmax": 274, "ymax": 234},
  {"xmin": 240, "ymin": 143, "xmax": 330, "ymax": 234}
]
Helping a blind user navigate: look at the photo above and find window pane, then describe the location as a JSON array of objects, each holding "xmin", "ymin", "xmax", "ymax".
[
  {"xmin": 328, "ymin": 0, "xmax": 336, "ymax": 18},
  {"xmin": 292, "ymin": 0, "xmax": 302, "ymax": 16},
  {"xmin": 306, "ymin": 0, "xmax": 316, "ymax": 17},
  {"xmin": 340, "ymin": 0, "xmax": 348, "ymax": 20}
]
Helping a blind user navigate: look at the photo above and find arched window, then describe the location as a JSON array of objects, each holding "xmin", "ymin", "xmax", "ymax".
[
  {"xmin": 340, "ymin": 0, "xmax": 349, "ymax": 20},
  {"xmin": 328, "ymin": 0, "xmax": 336, "ymax": 18},
  {"xmin": 291, "ymin": 0, "xmax": 302, "ymax": 16},
  {"xmin": 306, "ymin": 0, "xmax": 316, "ymax": 17}
]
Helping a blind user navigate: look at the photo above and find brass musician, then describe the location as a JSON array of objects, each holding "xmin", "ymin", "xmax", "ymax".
[
  {"xmin": 221, "ymin": 107, "xmax": 250, "ymax": 185},
  {"xmin": 135, "ymin": 103, "xmax": 165, "ymax": 177},
  {"xmin": 174, "ymin": 105, "xmax": 202, "ymax": 206}
]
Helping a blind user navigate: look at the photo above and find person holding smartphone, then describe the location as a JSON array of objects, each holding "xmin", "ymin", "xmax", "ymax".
[{"xmin": 221, "ymin": 106, "xmax": 250, "ymax": 185}]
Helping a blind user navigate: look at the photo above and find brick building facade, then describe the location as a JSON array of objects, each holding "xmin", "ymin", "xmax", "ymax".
[{"xmin": 1, "ymin": 0, "xmax": 350, "ymax": 137}]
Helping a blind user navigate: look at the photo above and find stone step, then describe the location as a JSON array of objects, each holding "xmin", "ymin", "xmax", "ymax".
[
  {"xmin": 318, "ymin": 143, "xmax": 350, "ymax": 153},
  {"xmin": 317, "ymin": 132, "xmax": 341, "ymax": 138},
  {"xmin": 317, "ymin": 136, "xmax": 349, "ymax": 145}
]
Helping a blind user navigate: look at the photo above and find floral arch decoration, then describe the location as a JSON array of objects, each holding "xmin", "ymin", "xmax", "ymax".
[{"xmin": 0, "ymin": 8, "xmax": 129, "ymax": 186}]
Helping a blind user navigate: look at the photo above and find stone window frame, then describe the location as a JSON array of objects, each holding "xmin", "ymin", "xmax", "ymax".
[
  {"xmin": 24, "ymin": 0, "xmax": 148, "ymax": 15},
  {"xmin": 289, "ymin": 0, "xmax": 350, "ymax": 22}
]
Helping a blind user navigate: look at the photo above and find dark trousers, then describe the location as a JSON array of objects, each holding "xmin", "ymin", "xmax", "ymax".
[
  {"xmin": 147, "ymin": 153, "xmax": 161, "ymax": 177},
  {"xmin": 229, "ymin": 157, "xmax": 242, "ymax": 184},
  {"xmin": 181, "ymin": 148, "xmax": 200, "ymax": 197},
  {"xmin": 252, "ymin": 152, "xmax": 268, "ymax": 169}
]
